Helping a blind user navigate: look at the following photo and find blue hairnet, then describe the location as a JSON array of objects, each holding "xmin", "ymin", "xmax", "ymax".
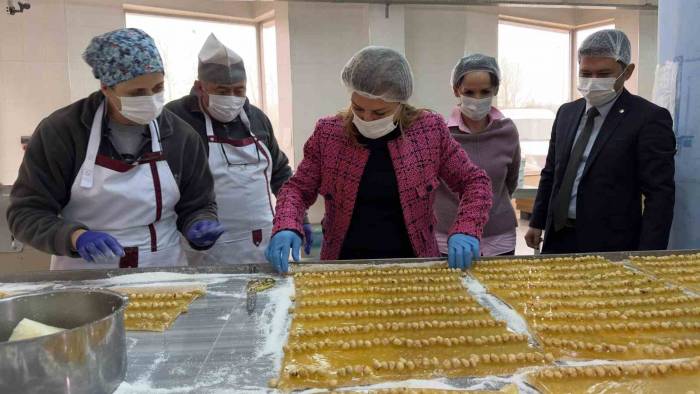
[
  {"xmin": 341, "ymin": 46, "xmax": 413, "ymax": 103},
  {"xmin": 83, "ymin": 28, "xmax": 164, "ymax": 86},
  {"xmin": 451, "ymin": 54, "xmax": 501, "ymax": 88},
  {"xmin": 578, "ymin": 29, "xmax": 632, "ymax": 65}
]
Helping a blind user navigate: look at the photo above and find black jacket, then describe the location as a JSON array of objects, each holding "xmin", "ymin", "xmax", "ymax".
[
  {"xmin": 7, "ymin": 91, "xmax": 218, "ymax": 257},
  {"xmin": 165, "ymin": 94, "xmax": 293, "ymax": 195},
  {"xmin": 531, "ymin": 89, "xmax": 676, "ymax": 253}
]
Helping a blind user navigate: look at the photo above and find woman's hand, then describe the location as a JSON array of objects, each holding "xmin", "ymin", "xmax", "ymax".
[
  {"xmin": 447, "ymin": 234, "xmax": 480, "ymax": 269},
  {"xmin": 74, "ymin": 230, "xmax": 124, "ymax": 263},
  {"xmin": 265, "ymin": 230, "xmax": 302, "ymax": 273}
]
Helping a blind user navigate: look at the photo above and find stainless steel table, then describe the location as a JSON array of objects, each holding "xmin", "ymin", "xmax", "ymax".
[{"xmin": 1, "ymin": 250, "xmax": 698, "ymax": 393}]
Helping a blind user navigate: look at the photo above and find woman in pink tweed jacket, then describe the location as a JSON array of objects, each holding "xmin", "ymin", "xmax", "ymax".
[{"xmin": 266, "ymin": 47, "xmax": 492, "ymax": 272}]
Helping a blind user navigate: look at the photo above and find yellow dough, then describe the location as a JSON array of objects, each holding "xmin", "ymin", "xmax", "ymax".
[
  {"xmin": 471, "ymin": 256, "xmax": 700, "ymax": 360},
  {"xmin": 276, "ymin": 265, "xmax": 547, "ymax": 391},
  {"xmin": 328, "ymin": 384, "xmax": 518, "ymax": 393},
  {"xmin": 112, "ymin": 284, "xmax": 206, "ymax": 332},
  {"xmin": 8, "ymin": 318, "xmax": 65, "ymax": 341},
  {"xmin": 630, "ymin": 253, "xmax": 700, "ymax": 291},
  {"xmin": 527, "ymin": 357, "xmax": 700, "ymax": 394}
]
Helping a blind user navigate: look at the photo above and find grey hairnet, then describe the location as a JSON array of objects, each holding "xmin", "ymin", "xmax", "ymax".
[
  {"xmin": 451, "ymin": 53, "xmax": 501, "ymax": 88},
  {"xmin": 578, "ymin": 29, "xmax": 632, "ymax": 65},
  {"xmin": 341, "ymin": 46, "xmax": 413, "ymax": 103}
]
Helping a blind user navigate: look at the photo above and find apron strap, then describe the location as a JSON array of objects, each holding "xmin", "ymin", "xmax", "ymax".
[
  {"xmin": 81, "ymin": 101, "xmax": 163, "ymax": 188},
  {"xmin": 149, "ymin": 119, "xmax": 162, "ymax": 153},
  {"xmin": 80, "ymin": 100, "xmax": 106, "ymax": 189}
]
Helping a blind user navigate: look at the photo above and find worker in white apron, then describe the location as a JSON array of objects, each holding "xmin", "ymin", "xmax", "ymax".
[
  {"xmin": 51, "ymin": 102, "xmax": 185, "ymax": 270},
  {"xmin": 167, "ymin": 34, "xmax": 313, "ymax": 265},
  {"xmin": 198, "ymin": 108, "xmax": 275, "ymax": 264},
  {"xmin": 7, "ymin": 28, "xmax": 224, "ymax": 270}
]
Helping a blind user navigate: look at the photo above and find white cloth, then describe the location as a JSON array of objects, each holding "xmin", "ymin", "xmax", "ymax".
[
  {"xmin": 187, "ymin": 105, "xmax": 275, "ymax": 265},
  {"xmin": 51, "ymin": 101, "xmax": 185, "ymax": 270},
  {"xmin": 568, "ymin": 92, "xmax": 622, "ymax": 219}
]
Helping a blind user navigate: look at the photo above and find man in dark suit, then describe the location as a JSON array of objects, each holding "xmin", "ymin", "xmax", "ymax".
[{"xmin": 525, "ymin": 29, "xmax": 676, "ymax": 254}]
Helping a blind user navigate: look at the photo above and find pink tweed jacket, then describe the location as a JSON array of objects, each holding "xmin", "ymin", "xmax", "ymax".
[{"xmin": 272, "ymin": 111, "xmax": 493, "ymax": 260}]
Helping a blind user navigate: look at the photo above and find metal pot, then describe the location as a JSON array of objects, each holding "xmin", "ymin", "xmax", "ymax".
[{"xmin": 0, "ymin": 289, "xmax": 128, "ymax": 394}]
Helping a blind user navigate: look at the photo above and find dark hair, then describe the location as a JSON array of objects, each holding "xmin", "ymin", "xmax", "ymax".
[{"xmin": 455, "ymin": 71, "xmax": 500, "ymax": 91}]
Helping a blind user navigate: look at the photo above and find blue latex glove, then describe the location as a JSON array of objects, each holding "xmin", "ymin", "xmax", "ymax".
[
  {"xmin": 302, "ymin": 224, "xmax": 314, "ymax": 255},
  {"xmin": 76, "ymin": 231, "xmax": 124, "ymax": 263},
  {"xmin": 186, "ymin": 220, "xmax": 225, "ymax": 248},
  {"xmin": 447, "ymin": 234, "xmax": 480, "ymax": 269},
  {"xmin": 265, "ymin": 230, "xmax": 301, "ymax": 273}
]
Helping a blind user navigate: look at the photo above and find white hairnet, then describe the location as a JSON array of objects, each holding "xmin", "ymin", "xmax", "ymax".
[
  {"xmin": 451, "ymin": 53, "xmax": 501, "ymax": 88},
  {"xmin": 341, "ymin": 46, "xmax": 413, "ymax": 103},
  {"xmin": 578, "ymin": 29, "xmax": 632, "ymax": 65},
  {"xmin": 198, "ymin": 33, "xmax": 246, "ymax": 84}
]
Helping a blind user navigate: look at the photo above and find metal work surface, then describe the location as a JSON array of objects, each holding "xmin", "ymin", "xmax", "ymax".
[
  {"xmin": 0, "ymin": 249, "xmax": 698, "ymax": 393},
  {"xmin": 0, "ymin": 272, "xmax": 288, "ymax": 392},
  {"xmin": 116, "ymin": 273, "xmax": 285, "ymax": 393},
  {"xmin": 0, "ymin": 185, "xmax": 22, "ymax": 253}
]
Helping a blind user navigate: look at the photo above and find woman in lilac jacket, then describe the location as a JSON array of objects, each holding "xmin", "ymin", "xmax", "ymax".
[
  {"xmin": 435, "ymin": 54, "xmax": 522, "ymax": 256},
  {"xmin": 265, "ymin": 47, "xmax": 493, "ymax": 272}
]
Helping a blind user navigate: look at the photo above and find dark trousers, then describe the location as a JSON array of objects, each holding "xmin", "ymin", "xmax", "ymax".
[{"xmin": 542, "ymin": 226, "xmax": 578, "ymax": 254}]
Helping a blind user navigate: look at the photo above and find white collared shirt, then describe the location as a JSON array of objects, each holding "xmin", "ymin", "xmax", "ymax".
[{"xmin": 568, "ymin": 91, "xmax": 623, "ymax": 218}]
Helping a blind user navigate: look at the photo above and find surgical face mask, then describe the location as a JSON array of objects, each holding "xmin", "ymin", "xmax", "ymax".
[
  {"xmin": 352, "ymin": 109, "xmax": 399, "ymax": 139},
  {"xmin": 119, "ymin": 92, "xmax": 165, "ymax": 125},
  {"xmin": 208, "ymin": 94, "xmax": 246, "ymax": 123},
  {"xmin": 577, "ymin": 67, "xmax": 627, "ymax": 107},
  {"xmin": 460, "ymin": 95, "xmax": 493, "ymax": 121}
]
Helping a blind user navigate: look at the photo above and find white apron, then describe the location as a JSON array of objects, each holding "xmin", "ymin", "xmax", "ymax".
[
  {"xmin": 188, "ymin": 106, "xmax": 275, "ymax": 266},
  {"xmin": 51, "ymin": 101, "xmax": 186, "ymax": 270}
]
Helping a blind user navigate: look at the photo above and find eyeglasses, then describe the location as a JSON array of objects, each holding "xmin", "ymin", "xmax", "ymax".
[{"xmin": 219, "ymin": 138, "xmax": 262, "ymax": 168}]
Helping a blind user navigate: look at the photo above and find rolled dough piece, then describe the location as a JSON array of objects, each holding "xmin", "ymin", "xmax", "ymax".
[{"xmin": 8, "ymin": 318, "xmax": 65, "ymax": 341}]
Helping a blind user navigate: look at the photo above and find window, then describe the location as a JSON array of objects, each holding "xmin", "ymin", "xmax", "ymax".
[
  {"xmin": 125, "ymin": 12, "xmax": 260, "ymax": 105},
  {"xmin": 260, "ymin": 21, "xmax": 279, "ymax": 136},
  {"xmin": 497, "ymin": 21, "xmax": 571, "ymax": 113},
  {"xmin": 498, "ymin": 20, "xmax": 572, "ymax": 177}
]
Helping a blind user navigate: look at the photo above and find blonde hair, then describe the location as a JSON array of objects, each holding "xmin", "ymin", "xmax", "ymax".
[{"xmin": 340, "ymin": 104, "xmax": 426, "ymax": 143}]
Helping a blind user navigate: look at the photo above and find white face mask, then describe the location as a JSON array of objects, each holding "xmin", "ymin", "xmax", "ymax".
[
  {"xmin": 352, "ymin": 109, "xmax": 398, "ymax": 139},
  {"xmin": 460, "ymin": 95, "xmax": 493, "ymax": 121},
  {"xmin": 577, "ymin": 67, "xmax": 627, "ymax": 107},
  {"xmin": 119, "ymin": 92, "xmax": 165, "ymax": 125},
  {"xmin": 207, "ymin": 94, "xmax": 246, "ymax": 123}
]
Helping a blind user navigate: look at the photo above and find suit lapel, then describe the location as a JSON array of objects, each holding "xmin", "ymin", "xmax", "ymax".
[{"xmin": 581, "ymin": 89, "xmax": 631, "ymax": 178}]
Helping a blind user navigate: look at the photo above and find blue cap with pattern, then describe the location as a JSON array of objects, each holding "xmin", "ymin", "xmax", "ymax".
[{"xmin": 83, "ymin": 28, "xmax": 164, "ymax": 86}]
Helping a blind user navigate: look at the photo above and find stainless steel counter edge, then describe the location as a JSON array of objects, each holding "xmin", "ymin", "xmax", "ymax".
[{"xmin": 1, "ymin": 249, "xmax": 697, "ymax": 283}]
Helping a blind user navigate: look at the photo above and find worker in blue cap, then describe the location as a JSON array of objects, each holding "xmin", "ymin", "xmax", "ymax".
[{"xmin": 8, "ymin": 28, "xmax": 225, "ymax": 270}]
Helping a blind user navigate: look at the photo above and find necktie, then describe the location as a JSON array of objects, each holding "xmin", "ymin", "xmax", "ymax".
[{"xmin": 552, "ymin": 107, "xmax": 600, "ymax": 231}]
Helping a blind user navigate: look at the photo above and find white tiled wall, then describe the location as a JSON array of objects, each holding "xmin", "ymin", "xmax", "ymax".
[{"xmin": 0, "ymin": 0, "xmax": 72, "ymax": 185}]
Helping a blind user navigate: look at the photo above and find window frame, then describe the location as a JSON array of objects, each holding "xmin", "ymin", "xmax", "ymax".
[
  {"xmin": 497, "ymin": 18, "xmax": 574, "ymax": 109},
  {"xmin": 499, "ymin": 16, "xmax": 615, "ymax": 103},
  {"xmin": 123, "ymin": 6, "xmax": 264, "ymax": 107},
  {"xmin": 258, "ymin": 18, "xmax": 276, "ymax": 115}
]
